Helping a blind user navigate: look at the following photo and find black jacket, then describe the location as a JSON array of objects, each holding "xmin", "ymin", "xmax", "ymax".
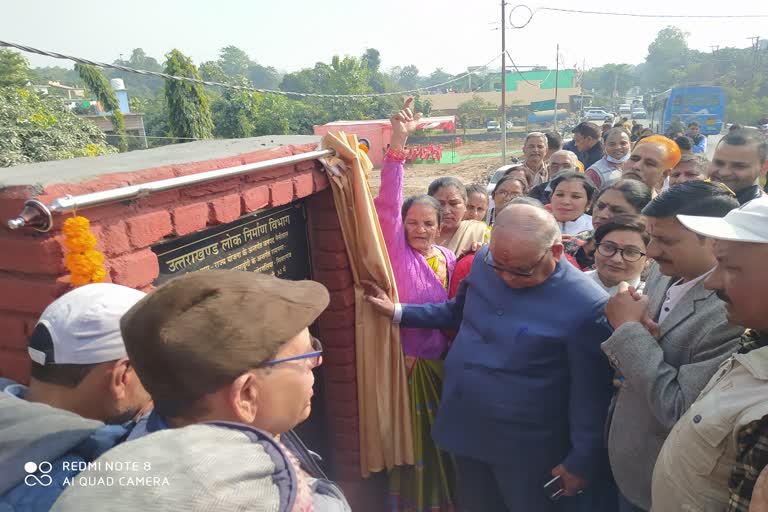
[{"xmin": 736, "ymin": 184, "xmax": 764, "ymax": 205}]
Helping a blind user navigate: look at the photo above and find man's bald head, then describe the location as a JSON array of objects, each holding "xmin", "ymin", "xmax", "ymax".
[
  {"xmin": 488, "ymin": 204, "xmax": 563, "ymax": 288},
  {"xmin": 493, "ymin": 204, "xmax": 561, "ymax": 251}
]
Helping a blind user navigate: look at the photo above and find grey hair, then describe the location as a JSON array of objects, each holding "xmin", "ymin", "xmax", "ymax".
[
  {"xmin": 428, "ymin": 177, "xmax": 467, "ymax": 202},
  {"xmin": 676, "ymin": 153, "xmax": 710, "ymax": 174},
  {"xmin": 402, "ymin": 194, "xmax": 442, "ymax": 224},
  {"xmin": 524, "ymin": 132, "xmax": 548, "ymax": 145},
  {"xmin": 549, "ymin": 149, "xmax": 579, "ymax": 167}
]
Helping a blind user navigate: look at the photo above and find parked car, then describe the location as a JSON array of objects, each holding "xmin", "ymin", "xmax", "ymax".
[
  {"xmin": 631, "ymin": 108, "xmax": 647, "ymax": 119},
  {"xmin": 583, "ymin": 109, "xmax": 613, "ymax": 121},
  {"xmin": 619, "ymin": 104, "xmax": 631, "ymax": 115},
  {"xmin": 487, "ymin": 120, "xmax": 500, "ymax": 132}
]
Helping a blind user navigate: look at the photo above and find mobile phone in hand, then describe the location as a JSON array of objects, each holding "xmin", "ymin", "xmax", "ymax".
[{"xmin": 544, "ymin": 475, "xmax": 565, "ymax": 501}]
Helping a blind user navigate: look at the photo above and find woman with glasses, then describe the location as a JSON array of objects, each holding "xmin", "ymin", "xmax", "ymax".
[
  {"xmin": 586, "ymin": 216, "xmax": 650, "ymax": 295},
  {"xmin": 374, "ymin": 99, "xmax": 457, "ymax": 511},
  {"xmin": 488, "ymin": 175, "xmax": 528, "ymax": 225},
  {"xmin": 564, "ymin": 179, "xmax": 653, "ymax": 270}
]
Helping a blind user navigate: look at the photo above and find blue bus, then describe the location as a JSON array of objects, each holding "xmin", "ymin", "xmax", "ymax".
[{"xmin": 648, "ymin": 86, "xmax": 726, "ymax": 136}]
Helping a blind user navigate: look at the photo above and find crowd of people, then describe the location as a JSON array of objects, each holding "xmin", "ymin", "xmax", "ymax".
[
  {"xmin": 1, "ymin": 97, "xmax": 767, "ymax": 512},
  {"xmin": 363, "ymin": 99, "xmax": 768, "ymax": 511}
]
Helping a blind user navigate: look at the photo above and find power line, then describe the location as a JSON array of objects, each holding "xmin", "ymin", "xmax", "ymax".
[
  {"xmin": 0, "ymin": 39, "xmax": 502, "ymax": 100},
  {"xmin": 508, "ymin": 4, "xmax": 768, "ymax": 29}
]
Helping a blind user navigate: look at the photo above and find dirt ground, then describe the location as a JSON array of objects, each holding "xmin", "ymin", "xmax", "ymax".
[{"xmin": 368, "ymin": 140, "xmax": 524, "ymax": 197}]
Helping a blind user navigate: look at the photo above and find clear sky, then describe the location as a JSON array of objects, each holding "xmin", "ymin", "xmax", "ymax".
[{"xmin": 2, "ymin": 0, "xmax": 766, "ymax": 76}]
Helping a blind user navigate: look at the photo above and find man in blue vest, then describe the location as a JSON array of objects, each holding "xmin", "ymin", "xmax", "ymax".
[{"xmin": 365, "ymin": 204, "xmax": 614, "ymax": 511}]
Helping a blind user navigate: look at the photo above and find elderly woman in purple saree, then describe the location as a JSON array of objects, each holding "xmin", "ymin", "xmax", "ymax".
[{"xmin": 373, "ymin": 99, "xmax": 457, "ymax": 512}]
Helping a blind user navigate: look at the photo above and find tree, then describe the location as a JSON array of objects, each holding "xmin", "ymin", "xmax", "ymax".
[
  {"xmin": 75, "ymin": 64, "xmax": 128, "ymax": 152},
  {"xmin": 397, "ymin": 65, "xmax": 420, "ymax": 90},
  {"xmin": 0, "ymin": 88, "xmax": 115, "ymax": 167},
  {"xmin": 163, "ymin": 49, "xmax": 214, "ymax": 141},
  {"xmin": 424, "ymin": 68, "xmax": 453, "ymax": 88},
  {"xmin": 219, "ymin": 45, "xmax": 252, "ymax": 78},
  {"xmin": 644, "ymin": 26, "xmax": 693, "ymax": 91},
  {"xmin": 247, "ymin": 64, "xmax": 281, "ymax": 90},
  {"xmin": 199, "ymin": 61, "xmax": 229, "ymax": 83},
  {"xmin": 582, "ymin": 63, "xmax": 638, "ymax": 100},
  {"xmin": 456, "ymin": 95, "xmax": 496, "ymax": 129},
  {"xmin": 0, "ymin": 49, "xmax": 30, "ymax": 88},
  {"xmin": 361, "ymin": 48, "xmax": 381, "ymax": 73}
]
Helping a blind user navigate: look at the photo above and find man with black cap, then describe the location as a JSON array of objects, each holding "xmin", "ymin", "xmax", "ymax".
[
  {"xmin": 651, "ymin": 196, "xmax": 768, "ymax": 511},
  {"xmin": 0, "ymin": 283, "xmax": 150, "ymax": 511},
  {"xmin": 52, "ymin": 270, "xmax": 349, "ymax": 512}
]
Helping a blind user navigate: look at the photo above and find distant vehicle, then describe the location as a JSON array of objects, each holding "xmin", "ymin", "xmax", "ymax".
[
  {"xmin": 647, "ymin": 86, "xmax": 726, "ymax": 135},
  {"xmin": 631, "ymin": 108, "xmax": 647, "ymax": 119},
  {"xmin": 583, "ymin": 109, "xmax": 613, "ymax": 121},
  {"xmin": 619, "ymin": 104, "xmax": 631, "ymax": 115},
  {"xmin": 528, "ymin": 109, "xmax": 568, "ymax": 125},
  {"xmin": 487, "ymin": 120, "xmax": 500, "ymax": 132}
]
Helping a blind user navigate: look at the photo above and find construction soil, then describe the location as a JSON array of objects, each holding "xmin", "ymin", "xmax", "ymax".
[{"xmin": 368, "ymin": 140, "xmax": 524, "ymax": 198}]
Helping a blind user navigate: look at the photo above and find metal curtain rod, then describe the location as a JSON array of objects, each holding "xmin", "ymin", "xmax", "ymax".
[{"xmin": 7, "ymin": 149, "xmax": 334, "ymax": 232}]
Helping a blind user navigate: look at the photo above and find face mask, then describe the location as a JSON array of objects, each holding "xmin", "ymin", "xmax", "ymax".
[{"xmin": 607, "ymin": 153, "xmax": 630, "ymax": 164}]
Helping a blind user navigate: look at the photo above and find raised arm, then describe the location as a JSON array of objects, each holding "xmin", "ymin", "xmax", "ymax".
[{"xmin": 374, "ymin": 98, "xmax": 422, "ymax": 259}]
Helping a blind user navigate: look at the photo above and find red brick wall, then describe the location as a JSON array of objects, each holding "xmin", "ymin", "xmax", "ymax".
[{"xmin": 0, "ymin": 144, "xmax": 382, "ymax": 508}]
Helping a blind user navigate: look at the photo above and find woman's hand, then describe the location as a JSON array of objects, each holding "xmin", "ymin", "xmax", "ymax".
[{"xmin": 390, "ymin": 97, "xmax": 423, "ymax": 151}]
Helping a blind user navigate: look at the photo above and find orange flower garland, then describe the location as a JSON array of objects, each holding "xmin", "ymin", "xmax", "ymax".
[{"xmin": 62, "ymin": 216, "xmax": 107, "ymax": 287}]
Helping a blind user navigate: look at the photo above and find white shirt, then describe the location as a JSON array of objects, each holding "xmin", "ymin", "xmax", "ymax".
[
  {"xmin": 657, "ymin": 268, "xmax": 714, "ymax": 324},
  {"xmin": 585, "ymin": 270, "xmax": 643, "ymax": 296},
  {"xmin": 558, "ymin": 213, "xmax": 593, "ymax": 236}
]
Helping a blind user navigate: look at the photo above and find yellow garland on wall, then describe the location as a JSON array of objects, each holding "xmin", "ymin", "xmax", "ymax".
[{"xmin": 62, "ymin": 216, "xmax": 107, "ymax": 287}]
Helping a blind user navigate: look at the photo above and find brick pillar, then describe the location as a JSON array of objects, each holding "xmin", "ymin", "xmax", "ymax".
[{"xmin": 306, "ymin": 188, "xmax": 387, "ymax": 511}]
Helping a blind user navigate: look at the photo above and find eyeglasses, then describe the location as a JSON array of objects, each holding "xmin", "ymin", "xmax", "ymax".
[
  {"xmin": 494, "ymin": 190, "xmax": 523, "ymax": 200},
  {"xmin": 258, "ymin": 336, "xmax": 323, "ymax": 368},
  {"xmin": 483, "ymin": 248, "xmax": 550, "ymax": 277},
  {"xmin": 549, "ymin": 163, "xmax": 573, "ymax": 171},
  {"xmin": 596, "ymin": 242, "xmax": 646, "ymax": 262}
]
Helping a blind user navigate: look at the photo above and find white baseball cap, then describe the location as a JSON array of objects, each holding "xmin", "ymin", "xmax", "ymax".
[
  {"xmin": 28, "ymin": 283, "xmax": 146, "ymax": 366},
  {"xmin": 677, "ymin": 196, "xmax": 768, "ymax": 244}
]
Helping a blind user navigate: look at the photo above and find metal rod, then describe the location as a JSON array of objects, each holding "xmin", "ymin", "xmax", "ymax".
[
  {"xmin": 554, "ymin": 43, "xmax": 559, "ymax": 132},
  {"xmin": 48, "ymin": 149, "xmax": 334, "ymax": 213},
  {"xmin": 501, "ymin": 0, "xmax": 507, "ymax": 166}
]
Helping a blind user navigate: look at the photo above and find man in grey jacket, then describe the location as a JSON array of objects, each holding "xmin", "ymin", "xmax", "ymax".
[
  {"xmin": 52, "ymin": 270, "xmax": 349, "ymax": 512},
  {"xmin": 602, "ymin": 181, "xmax": 745, "ymax": 511}
]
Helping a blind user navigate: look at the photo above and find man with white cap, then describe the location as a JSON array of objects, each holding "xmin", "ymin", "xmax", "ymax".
[
  {"xmin": 651, "ymin": 196, "xmax": 768, "ymax": 511},
  {"xmin": 0, "ymin": 283, "xmax": 150, "ymax": 511}
]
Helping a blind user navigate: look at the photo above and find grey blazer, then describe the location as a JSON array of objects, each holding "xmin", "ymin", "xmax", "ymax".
[{"xmin": 601, "ymin": 262, "xmax": 745, "ymax": 511}]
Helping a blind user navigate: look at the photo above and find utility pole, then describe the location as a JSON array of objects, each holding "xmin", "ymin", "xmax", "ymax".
[
  {"xmin": 501, "ymin": 0, "xmax": 507, "ymax": 165},
  {"xmin": 748, "ymin": 36, "xmax": 760, "ymax": 81},
  {"xmin": 554, "ymin": 43, "xmax": 560, "ymax": 132}
]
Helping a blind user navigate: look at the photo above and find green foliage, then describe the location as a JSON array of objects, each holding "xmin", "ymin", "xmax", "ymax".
[
  {"xmin": 0, "ymin": 50, "xmax": 30, "ymax": 88},
  {"xmin": 413, "ymin": 95, "xmax": 433, "ymax": 117},
  {"xmin": 219, "ymin": 46, "xmax": 252, "ymax": 78},
  {"xmin": 0, "ymin": 87, "xmax": 115, "ymax": 167},
  {"xmin": 456, "ymin": 95, "xmax": 496, "ymax": 128},
  {"xmin": 163, "ymin": 49, "xmax": 214, "ymax": 141},
  {"xmin": 75, "ymin": 64, "xmax": 128, "ymax": 152},
  {"xmin": 199, "ymin": 61, "xmax": 229, "ymax": 83},
  {"xmin": 105, "ymin": 48, "xmax": 164, "ymax": 98}
]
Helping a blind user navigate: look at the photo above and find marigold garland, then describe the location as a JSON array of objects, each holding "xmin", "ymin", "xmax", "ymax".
[{"xmin": 62, "ymin": 216, "xmax": 107, "ymax": 287}]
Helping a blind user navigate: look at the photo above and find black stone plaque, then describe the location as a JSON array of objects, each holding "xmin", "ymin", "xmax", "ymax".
[{"xmin": 152, "ymin": 201, "xmax": 311, "ymax": 285}]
